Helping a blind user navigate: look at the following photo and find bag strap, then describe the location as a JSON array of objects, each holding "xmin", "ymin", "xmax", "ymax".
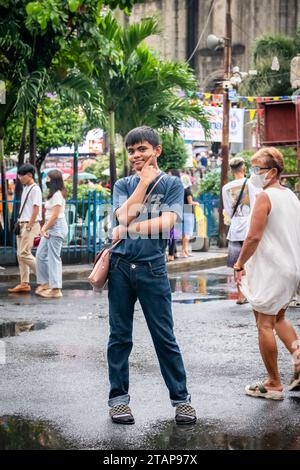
[
  {"xmin": 18, "ymin": 184, "xmax": 37, "ymax": 219},
  {"xmin": 142, "ymin": 173, "xmax": 165, "ymax": 204},
  {"xmin": 231, "ymin": 177, "xmax": 248, "ymax": 219},
  {"xmin": 110, "ymin": 173, "xmax": 165, "ymax": 251}
]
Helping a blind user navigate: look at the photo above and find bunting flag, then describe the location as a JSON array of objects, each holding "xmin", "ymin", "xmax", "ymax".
[
  {"xmin": 249, "ymin": 110, "xmax": 257, "ymax": 120},
  {"xmin": 194, "ymin": 92, "xmax": 294, "ymax": 105}
]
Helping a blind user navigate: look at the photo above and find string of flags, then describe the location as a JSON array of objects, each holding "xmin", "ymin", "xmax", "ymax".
[
  {"xmin": 181, "ymin": 91, "xmax": 297, "ymax": 121},
  {"xmin": 184, "ymin": 92, "xmax": 294, "ymax": 120},
  {"xmin": 194, "ymin": 92, "xmax": 293, "ymax": 104}
]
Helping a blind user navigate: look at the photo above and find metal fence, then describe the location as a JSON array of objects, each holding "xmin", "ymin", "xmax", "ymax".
[
  {"xmin": 198, "ymin": 193, "xmax": 220, "ymax": 238},
  {"xmin": 0, "ymin": 192, "xmax": 219, "ymax": 262}
]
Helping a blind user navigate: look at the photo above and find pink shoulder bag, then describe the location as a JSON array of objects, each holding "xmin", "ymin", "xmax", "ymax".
[{"xmin": 88, "ymin": 174, "xmax": 165, "ymax": 290}]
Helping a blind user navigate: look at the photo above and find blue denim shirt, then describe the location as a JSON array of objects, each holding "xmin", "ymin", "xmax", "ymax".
[{"xmin": 111, "ymin": 173, "xmax": 184, "ymax": 261}]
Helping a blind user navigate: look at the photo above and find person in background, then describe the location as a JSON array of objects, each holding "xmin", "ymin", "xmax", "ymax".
[
  {"xmin": 35, "ymin": 170, "xmax": 68, "ymax": 299},
  {"xmin": 200, "ymin": 152, "xmax": 208, "ymax": 174},
  {"xmin": 180, "ymin": 174, "xmax": 199, "ymax": 258},
  {"xmin": 167, "ymin": 169, "xmax": 181, "ymax": 261},
  {"xmin": 235, "ymin": 147, "xmax": 300, "ymax": 399},
  {"xmin": 8, "ymin": 164, "xmax": 42, "ymax": 293},
  {"xmin": 222, "ymin": 157, "xmax": 261, "ymax": 304}
]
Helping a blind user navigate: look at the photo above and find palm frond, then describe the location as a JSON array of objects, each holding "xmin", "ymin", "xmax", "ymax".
[
  {"xmin": 120, "ymin": 16, "xmax": 160, "ymax": 60},
  {"xmin": 56, "ymin": 72, "xmax": 104, "ymax": 122},
  {"xmin": 14, "ymin": 69, "xmax": 49, "ymax": 115},
  {"xmin": 100, "ymin": 12, "xmax": 121, "ymax": 43}
]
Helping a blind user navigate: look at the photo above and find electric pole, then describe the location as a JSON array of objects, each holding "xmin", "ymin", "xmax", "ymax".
[{"xmin": 218, "ymin": 0, "xmax": 232, "ymax": 247}]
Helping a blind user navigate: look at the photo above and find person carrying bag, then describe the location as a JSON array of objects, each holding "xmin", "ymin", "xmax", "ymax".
[
  {"xmin": 8, "ymin": 164, "xmax": 42, "ymax": 293},
  {"xmin": 222, "ymin": 157, "xmax": 261, "ymax": 304}
]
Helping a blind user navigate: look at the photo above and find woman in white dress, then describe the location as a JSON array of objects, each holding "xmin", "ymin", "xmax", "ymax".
[{"xmin": 234, "ymin": 147, "xmax": 300, "ymax": 400}]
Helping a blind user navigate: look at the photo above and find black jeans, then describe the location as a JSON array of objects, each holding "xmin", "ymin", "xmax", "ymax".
[{"xmin": 107, "ymin": 254, "xmax": 190, "ymax": 407}]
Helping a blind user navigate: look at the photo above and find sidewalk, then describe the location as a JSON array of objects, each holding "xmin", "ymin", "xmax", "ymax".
[{"xmin": 0, "ymin": 247, "xmax": 228, "ymax": 282}]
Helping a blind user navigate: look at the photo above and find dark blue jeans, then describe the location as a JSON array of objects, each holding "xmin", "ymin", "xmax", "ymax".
[{"xmin": 107, "ymin": 254, "xmax": 190, "ymax": 407}]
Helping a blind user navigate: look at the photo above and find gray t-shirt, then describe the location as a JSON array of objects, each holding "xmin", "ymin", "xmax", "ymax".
[{"xmin": 111, "ymin": 172, "xmax": 184, "ymax": 261}]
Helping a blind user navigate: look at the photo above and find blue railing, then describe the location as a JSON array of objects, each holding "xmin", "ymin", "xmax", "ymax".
[
  {"xmin": 198, "ymin": 193, "xmax": 220, "ymax": 238},
  {"xmin": 0, "ymin": 192, "xmax": 220, "ymax": 263}
]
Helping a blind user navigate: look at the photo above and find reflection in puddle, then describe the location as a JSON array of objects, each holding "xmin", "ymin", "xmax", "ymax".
[
  {"xmin": 169, "ymin": 273, "xmax": 237, "ymax": 302},
  {"xmin": 173, "ymin": 297, "xmax": 226, "ymax": 304},
  {"xmin": 0, "ymin": 416, "xmax": 70, "ymax": 450},
  {"xmin": 0, "ymin": 321, "xmax": 46, "ymax": 339},
  {"xmin": 140, "ymin": 420, "xmax": 300, "ymax": 450}
]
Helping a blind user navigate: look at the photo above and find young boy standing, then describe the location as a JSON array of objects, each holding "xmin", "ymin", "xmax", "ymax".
[{"xmin": 107, "ymin": 126, "xmax": 196, "ymax": 425}]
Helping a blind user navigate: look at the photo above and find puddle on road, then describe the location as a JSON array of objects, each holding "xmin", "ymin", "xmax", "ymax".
[
  {"xmin": 0, "ymin": 321, "xmax": 46, "ymax": 339},
  {"xmin": 169, "ymin": 273, "xmax": 237, "ymax": 303},
  {"xmin": 139, "ymin": 420, "xmax": 300, "ymax": 450},
  {"xmin": 172, "ymin": 297, "xmax": 226, "ymax": 304},
  {"xmin": 1, "ymin": 414, "xmax": 300, "ymax": 450},
  {"xmin": 1, "ymin": 273, "xmax": 238, "ymax": 304},
  {"xmin": 61, "ymin": 273, "xmax": 237, "ymax": 304},
  {"xmin": 0, "ymin": 416, "xmax": 71, "ymax": 450}
]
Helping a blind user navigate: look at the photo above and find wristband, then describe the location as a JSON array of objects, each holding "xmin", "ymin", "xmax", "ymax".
[{"xmin": 233, "ymin": 264, "xmax": 244, "ymax": 272}]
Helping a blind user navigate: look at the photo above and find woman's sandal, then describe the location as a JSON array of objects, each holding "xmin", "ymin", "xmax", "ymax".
[
  {"xmin": 245, "ymin": 381, "xmax": 284, "ymax": 400},
  {"xmin": 288, "ymin": 371, "xmax": 300, "ymax": 391}
]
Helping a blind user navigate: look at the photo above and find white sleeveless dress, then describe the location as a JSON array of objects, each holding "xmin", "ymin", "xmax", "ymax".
[{"xmin": 240, "ymin": 187, "xmax": 300, "ymax": 315}]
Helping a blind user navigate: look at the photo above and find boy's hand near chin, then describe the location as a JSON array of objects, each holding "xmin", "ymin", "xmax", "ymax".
[{"xmin": 138, "ymin": 155, "xmax": 160, "ymax": 186}]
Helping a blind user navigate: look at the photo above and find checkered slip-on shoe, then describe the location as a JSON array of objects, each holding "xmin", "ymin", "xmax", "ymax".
[
  {"xmin": 109, "ymin": 404, "xmax": 135, "ymax": 425},
  {"xmin": 175, "ymin": 403, "xmax": 197, "ymax": 425}
]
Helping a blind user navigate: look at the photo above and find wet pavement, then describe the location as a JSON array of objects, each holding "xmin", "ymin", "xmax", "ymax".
[{"xmin": 0, "ymin": 266, "xmax": 300, "ymax": 450}]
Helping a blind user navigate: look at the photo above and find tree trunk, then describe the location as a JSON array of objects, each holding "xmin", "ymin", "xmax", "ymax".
[
  {"xmin": 122, "ymin": 138, "xmax": 129, "ymax": 177},
  {"xmin": 13, "ymin": 118, "xmax": 28, "ymax": 215},
  {"xmin": 72, "ymin": 141, "xmax": 79, "ymax": 200},
  {"xmin": 0, "ymin": 127, "xmax": 8, "ymax": 244},
  {"xmin": 29, "ymin": 108, "xmax": 37, "ymax": 166},
  {"xmin": 36, "ymin": 151, "xmax": 47, "ymax": 191},
  {"xmin": 108, "ymin": 111, "xmax": 117, "ymax": 196}
]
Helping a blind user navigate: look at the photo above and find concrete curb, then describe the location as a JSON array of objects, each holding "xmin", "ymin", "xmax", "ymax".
[
  {"xmin": 0, "ymin": 253, "xmax": 228, "ymax": 283},
  {"xmin": 166, "ymin": 254, "xmax": 228, "ymax": 273}
]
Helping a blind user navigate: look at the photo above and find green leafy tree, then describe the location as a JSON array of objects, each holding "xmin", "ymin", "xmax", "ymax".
[
  {"xmin": 91, "ymin": 12, "xmax": 209, "ymax": 188},
  {"xmin": 0, "ymin": 0, "xmax": 140, "ymax": 236},
  {"xmin": 159, "ymin": 133, "xmax": 188, "ymax": 172},
  {"xmin": 199, "ymin": 169, "xmax": 221, "ymax": 196},
  {"xmin": 241, "ymin": 27, "xmax": 300, "ymax": 96}
]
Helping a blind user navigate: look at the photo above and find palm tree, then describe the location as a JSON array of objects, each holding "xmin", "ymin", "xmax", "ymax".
[
  {"xmin": 91, "ymin": 13, "xmax": 209, "ymax": 188},
  {"xmin": 241, "ymin": 27, "xmax": 300, "ymax": 97}
]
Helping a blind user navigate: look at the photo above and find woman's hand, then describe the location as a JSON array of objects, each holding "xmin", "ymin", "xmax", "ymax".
[
  {"xmin": 40, "ymin": 226, "xmax": 49, "ymax": 238},
  {"xmin": 235, "ymin": 269, "xmax": 245, "ymax": 286}
]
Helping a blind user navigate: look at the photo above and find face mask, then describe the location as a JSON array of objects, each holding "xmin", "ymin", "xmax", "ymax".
[
  {"xmin": 249, "ymin": 171, "xmax": 271, "ymax": 189},
  {"xmin": 46, "ymin": 181, "xmax": 50, "ymax": 188}
]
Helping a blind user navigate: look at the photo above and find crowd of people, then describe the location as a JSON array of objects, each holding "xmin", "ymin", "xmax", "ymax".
[
  {"xmin": 3, "ymin": 126, "xmax": 300, "ymax": 425},
  {"xmin": 8, "ymin": 164, "xmax": 68, "ymax": 299}
]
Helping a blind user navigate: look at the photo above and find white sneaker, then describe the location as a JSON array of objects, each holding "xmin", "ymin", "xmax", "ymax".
[{"xmin": 38, "ymin": 289, "xmax": 62, "ymax": 298}]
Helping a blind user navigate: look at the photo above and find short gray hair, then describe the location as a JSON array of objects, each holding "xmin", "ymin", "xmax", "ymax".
[{"xmin": 229, "ymin": 157, "xmax": 245, "ymax": 172}]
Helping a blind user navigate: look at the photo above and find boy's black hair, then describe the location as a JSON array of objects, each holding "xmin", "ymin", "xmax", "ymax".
[
  {"xmin": 17, "ymin": 163, "xmax": 35, "ymax": 179},
  {"xmin": 125, "ymin": 126, "xmax": 161, "ymax": 148}
]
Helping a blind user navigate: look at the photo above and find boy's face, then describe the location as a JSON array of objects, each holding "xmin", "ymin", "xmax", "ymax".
[
  {"xmin": 18, "ymin": 173, "xmax": 32, "ymax": 185},
  {"xmin": 127, "ymin": 140, "xmax": 162, "ymax": 172}
]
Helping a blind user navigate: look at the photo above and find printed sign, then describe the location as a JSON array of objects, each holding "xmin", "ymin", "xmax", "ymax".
[{"xmin": 180, "ymin": 106, "xmax": 245, "ymax": 143}]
